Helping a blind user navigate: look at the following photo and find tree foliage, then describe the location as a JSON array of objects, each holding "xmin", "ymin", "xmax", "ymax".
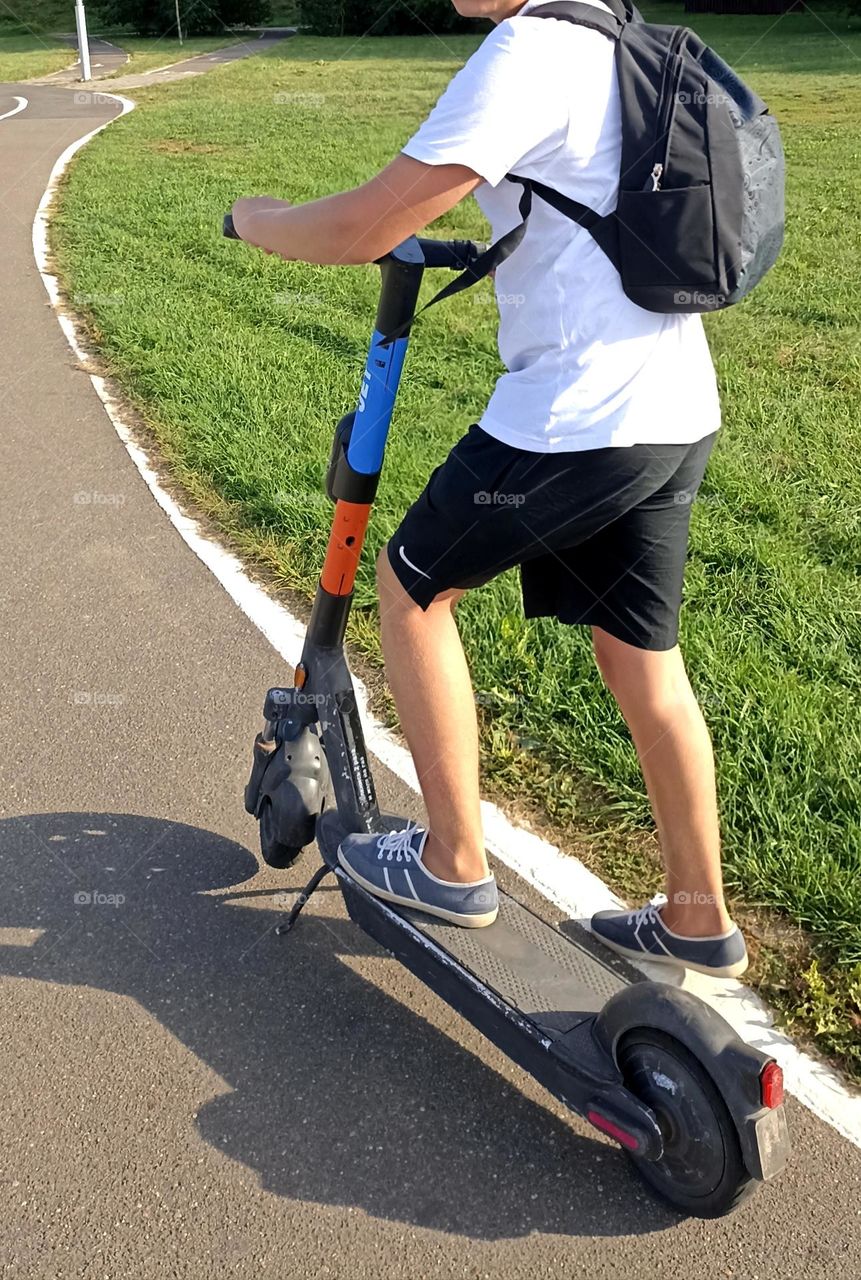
[
  {"xmin": 299, "ymin": 0, "xmax": 478, "ymax": 37},
  {"xmin": 98, "ymin": 0, "xmax": 273, "ymax": 37}
]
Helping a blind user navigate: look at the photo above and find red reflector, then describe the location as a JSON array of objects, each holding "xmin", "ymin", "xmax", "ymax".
[
  {"xmin": 760, "ymin": 1061, "xmax": 784, "ymax": 1109},
  {"xmin": 587, "ymin": 1110, "xmax": 639, "ymax": 1150}
]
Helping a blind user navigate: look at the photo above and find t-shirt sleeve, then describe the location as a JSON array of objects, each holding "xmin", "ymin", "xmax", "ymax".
[{"xmin": 401, "ymin": 21, "xmax": 569, "ymax": 188}]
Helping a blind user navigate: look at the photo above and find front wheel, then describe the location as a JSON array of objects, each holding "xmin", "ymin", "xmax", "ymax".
[
  {"xmin": 259, "ymin": 798, "xmax": 304, "ymax": 870},
  {"xmin": 618, "ymin": 1028, "xmax": 755, "ymax": 1218}
]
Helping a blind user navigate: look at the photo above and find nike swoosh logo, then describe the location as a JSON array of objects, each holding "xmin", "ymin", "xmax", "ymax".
[{"xmin": 398, "ymin": 545, "xmax": 431, "ymax": 579}]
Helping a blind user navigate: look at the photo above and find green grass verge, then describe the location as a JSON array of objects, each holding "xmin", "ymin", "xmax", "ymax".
[
  {"xmin": 51, "ymin": 5, "xmax": 861, "ymax": 1074},
  {"xmin": 0, "ymin": 30, "xmax": 74, "ymax": 81},
  {"xmin": 0, "ymin": 0, "xmax": 79, "ymax": 79}
]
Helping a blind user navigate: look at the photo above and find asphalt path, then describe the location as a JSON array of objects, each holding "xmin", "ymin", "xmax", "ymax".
[
  {"xmin": 29, "ymin": 36, "xmax": 129, "ymax": 84},
  {"xmin": 1, "ymin": 47, "xmax": 860, "ymax": 1280}
]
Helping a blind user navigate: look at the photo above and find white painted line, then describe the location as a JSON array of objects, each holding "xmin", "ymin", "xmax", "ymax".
[
  {"xmin": 31, "ymin": 85, "xmax": 861, "ymax": 1151},
  {"xmin": 143, "ymin": 47, "xmax": 234, "ymax": 77},
  {"xmin": 0, "ymin": 96, "xmax": 28, "ymax": 122},
  {"xmin": 143, "ymin": 57, "xmax": 200, "ymax": 76}
]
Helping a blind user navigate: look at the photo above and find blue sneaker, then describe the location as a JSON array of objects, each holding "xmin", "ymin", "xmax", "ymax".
[
  {"xmin": 337, "ymin": 824, "xmax": 498, "ymax": 928},
  {"xmin": 591, "ymin": 895, "xmax": 748, "ymax": 979}
]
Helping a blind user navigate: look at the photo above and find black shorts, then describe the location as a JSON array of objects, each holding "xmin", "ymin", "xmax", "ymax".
[{"xmin": 387, "ymin": 425, "xmax": 717, "ymax": 651}]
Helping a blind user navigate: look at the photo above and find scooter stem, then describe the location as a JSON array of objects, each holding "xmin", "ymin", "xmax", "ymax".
[
  {"xmin": 295, "ymin": 240, "xmax": 428, "ymax": 831},
  {"xmin": 226, "ymin": 217, "xmax": 485, "ymax": 843}
]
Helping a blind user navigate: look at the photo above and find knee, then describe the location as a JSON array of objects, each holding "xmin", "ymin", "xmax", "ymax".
[
  {"xmin": 592, "ymin": 628, "xmax": 690, "ymax": 722},
  {"xmin": 592, "ymin": 627, "xmax": 623, "ymax": 693},
  {"xmin": 593, "ymin": 628, "xmax": 643, "ymax": 699}
]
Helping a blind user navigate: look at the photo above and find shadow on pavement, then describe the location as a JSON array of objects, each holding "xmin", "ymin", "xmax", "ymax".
[{"xmin": 0, "ymin": 811, "xmax": 678, "ymax": 1240}]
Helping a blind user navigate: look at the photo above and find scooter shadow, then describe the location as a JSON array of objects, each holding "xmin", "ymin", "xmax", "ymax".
[{"xmin": 0, "ymin": 812, "xmax": 679, "ymax": 1241}]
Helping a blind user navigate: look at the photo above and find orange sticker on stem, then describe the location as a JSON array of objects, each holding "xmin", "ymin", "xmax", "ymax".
[{"xmin": 320, "ymin": 501, "xmax": 371, "ymax": 596}]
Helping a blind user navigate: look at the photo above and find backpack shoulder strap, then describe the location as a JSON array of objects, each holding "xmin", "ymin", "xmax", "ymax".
[
  {"xmin": 379, "ymin": 2, "xmax": 627, "ymax": 345},
  {"xmin": 524, "ymin": 1, "xmax": 624, "ymax": 42},
  {"xmin": 379, "ymin": 184, "xmax": 534, "ymax": 346},
  {"xmin": 503, "ymin": 3, "xmax": 625, "ymax": 274},
  {"xmin": 508, "ymin": 176, "xmax": 620, "ymax": 269}
]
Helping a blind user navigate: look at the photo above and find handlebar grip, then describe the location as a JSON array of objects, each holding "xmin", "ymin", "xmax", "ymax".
[
  {"xmin": 417, "ymin": 239, "xmax": 487, "ymax": 271},
  {"xmin": 223, "ymin": 213, "xmax": 241, "ymax": 240}
]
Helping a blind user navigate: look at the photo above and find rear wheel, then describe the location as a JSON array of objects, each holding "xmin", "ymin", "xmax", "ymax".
[{"xmin": 618, "ymin": 1028, "xmax": 755, "ymax": 1218}]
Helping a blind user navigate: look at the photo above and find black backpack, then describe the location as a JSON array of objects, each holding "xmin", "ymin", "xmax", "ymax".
[{"xmin": 395, "ymin": 0, "xmax": 785, "ymax": 334}]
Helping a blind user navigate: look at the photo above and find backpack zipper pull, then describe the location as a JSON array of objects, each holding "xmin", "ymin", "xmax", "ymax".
[{"xmin": 648, "ymin": 163, "xmax": 663, "ymax": 192}]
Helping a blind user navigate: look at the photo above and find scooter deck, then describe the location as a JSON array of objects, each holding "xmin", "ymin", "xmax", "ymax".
[
  {"xmin": 317, "ymin": 812, "xmax": 640, "ymax": 1046},
  {"xmin": 412, "ymin": 891, "xmax": 629, "ymax": 1028}
]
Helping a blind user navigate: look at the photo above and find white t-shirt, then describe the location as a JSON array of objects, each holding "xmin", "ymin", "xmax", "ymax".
[{"xmin": 402, "ymin": 0, "xmax": 721, "ymax": 453}]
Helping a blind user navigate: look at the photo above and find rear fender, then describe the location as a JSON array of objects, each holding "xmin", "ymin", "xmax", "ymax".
[{"xmin": 594, "ymin": 983, "xmax": 789, "ymax": 1180}]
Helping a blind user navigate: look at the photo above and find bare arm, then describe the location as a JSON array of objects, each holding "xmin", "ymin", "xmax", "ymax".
[{"xmin": 230, "ymin": 153, "xmax": 483, "ymax": 264}]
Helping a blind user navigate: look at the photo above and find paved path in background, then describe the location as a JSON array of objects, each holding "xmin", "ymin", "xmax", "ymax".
[
  {"xmin": 28, "ymin": 35, "xmax": 129, "ymax": 84},
  {"xmin": 1, "ymin": 45, "xmax": 860, "ymax": 1280},
  {"xmin": 107, "ymin": 29, "xmax": 296, "ymax": 90},
  {"xmin": 28, "ymin": 28, "xmax": 295, "ymax": 89}
]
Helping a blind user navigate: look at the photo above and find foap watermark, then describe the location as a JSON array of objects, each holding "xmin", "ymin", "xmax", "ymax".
[
  {"xmin": 676, "ymin": 90, "xmax": 730, "ymax": 108},
  {"xmin": 475, "ymin": 690, "xmax": 500, "ymax": 708},
  {"xmin": 274, "ymin": 289, "xmax": 326, "ymax": 308},
  {"xmin": 474, "ymin": 489, "xmax": 525, "ymax": 508},
  {"xmin": 673, "ymin": 488, "xmax": 724, "ymax": 507},
  {"xmin": 475, "ymin": 689, "xmax": 522, "ymax": 711},
  {"xmin": 672, "ymin": 891, "xmax": 718, "ymax": 906},
  {"xmin": 273, "ymin": 92, "xmax": 326, "ymax": 109},
  {"xmin": 288, "ymin": 690, "xmax": 327, "ymax": 709},
  {"xmin": 673, "ymin": 290, "xmax": 725, "ymax": 309},
  {"xmin": 73, "ymin": 291, "xmax": 125, "ymax": 308},
  {"xmin": 471, "ymin": 290, "xmax": 526, "ymax": 307},
  {"xmin": 73, "ymin": 91, "xmax": 116, "ymax": 107},
  {"xmin": 73, "ymin": 490, "xmax": 126, "ymax": 507},
  {"xmin": 273, "ymin": 489, "xmax": 330, "ymax": 512},
  {"xmin": 695, "ymin": 689, "xmax": 726, "ymax": 711},
  {"xmin": 71, "ymin": 691, "xmax": 125, "ymax": 707},
  {"xmin": 74, "ymin": 890, "xmax": 126, "ymax": 907}
]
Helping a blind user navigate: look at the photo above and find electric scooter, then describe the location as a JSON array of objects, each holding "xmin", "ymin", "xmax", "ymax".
[{"xmin": 223, "ymin": 214, "xmax": 790, "ymax": 1218}]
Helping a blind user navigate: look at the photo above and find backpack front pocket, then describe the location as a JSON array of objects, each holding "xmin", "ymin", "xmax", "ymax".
[{"xmin": 615, "ymin": 185, "xmax": 720, "ymax": 311}]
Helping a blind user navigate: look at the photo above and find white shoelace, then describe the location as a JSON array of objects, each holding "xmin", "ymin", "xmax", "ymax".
[
  {"xmin": 377, "ymin": 824, "xmax": 420, "ymax": 863},
  {"xmin": 627, "ymin": 893, "xmax": 668, "ymax": 928}
]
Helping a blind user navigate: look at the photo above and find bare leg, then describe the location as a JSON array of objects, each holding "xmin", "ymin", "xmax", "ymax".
[
  {"xmin": 592, "ymin": 627, "xmax": 733, "ymax": 937},
  {"xmin": 377, "ymin": 548, "xmax": 488, "ymax": 883}
]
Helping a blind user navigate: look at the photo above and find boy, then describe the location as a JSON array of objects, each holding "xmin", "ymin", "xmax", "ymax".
[{"xmin": 232, "ymin": 0, "xmax": 748, "ymax": 978}]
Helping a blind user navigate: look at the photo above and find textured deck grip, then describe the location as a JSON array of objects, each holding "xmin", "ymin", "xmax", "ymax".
[
  {"xmin": 318, "ymin": 809, "xmax": 636, "ymax": 1037},
  {"xmin": 410, "ymin": 894, "xmax": 628, "ymax": 1032}
]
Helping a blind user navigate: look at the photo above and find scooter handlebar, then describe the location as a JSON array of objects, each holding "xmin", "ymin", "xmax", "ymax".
[
  {"xmin": 222, "ymin": 214, "xmax": 484, "ymax": 269},
  {"xmin": 416, "ymin": 238, "xmax": 487, "ymax": 270}
]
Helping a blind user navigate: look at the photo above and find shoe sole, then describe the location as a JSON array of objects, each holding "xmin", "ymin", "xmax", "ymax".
[
  {"xmin": 591, "ymin": 932, "xmax": 749, "ymax": 980},
  {"xmin": 337, "ymin": 849, "xmax": 498, "ymax": 929}
]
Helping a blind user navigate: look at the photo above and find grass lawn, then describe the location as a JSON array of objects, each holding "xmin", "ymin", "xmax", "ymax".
[
  {"xmin": 51, "ymin": 5, "xmax": 861, "ymax": 1073},
  {"xmin": 0, "ymin": 2, "xmax": 78, "ymax": 80},
  {"xmin": 0, "ymin": 29, "xmax": 74, "ymax": 81}
]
